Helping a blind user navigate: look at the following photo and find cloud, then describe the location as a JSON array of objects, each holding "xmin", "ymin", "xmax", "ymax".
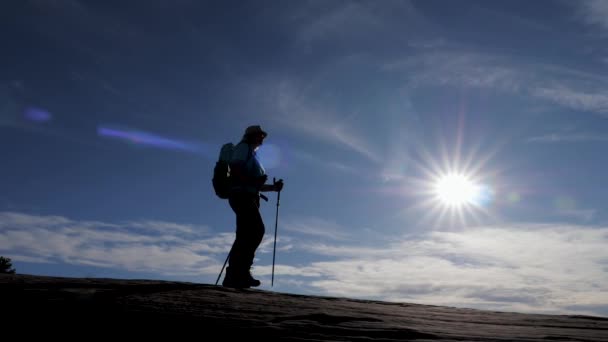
[
  {"xmin": 384, "ymin": 52, "xmax": 524, "ymax": 92},
  {"xmin": 3, "ymin": 211, "xmax": 607, "ymax": 316},
  {"xmin": 577, "ymin": 0, "xmax": 608, "ymax": 31},
  {"xmin": 294, "ymin": 2, "xmax": 384, "ymax": 45},
  {"xmin": 288, "ymin": 0, "xmax": 431, "ymax": 50},
  {"xmin": 468, "ymin": 5, "xmax": 555, "ymax": 33},
  {"xmin": 243, "ymin": 2, "xmax": 435, "ymax": 169},
  {"xmin": 0, "ymin": 212, "xmax": 225, "ymax": 276},
  {"xmin": 276, "ymin": 223, "xmax": 608, "ymax": 316},
  {"xmin": 126, "ymin": 220, "xmax": 200, "ymax": 234},
  {"xmin": 527, "ymin": 132, "xmax": 608, "ymax": 143},
  {"xmin": 290, "ymin": 148, "xmax": 361, "ymax": 174},
  {"xmin": 256, "ymin": 79, "xmax": 382, "ymax": 163},
  {"xmin": 532, "ymin": 86, "xmax": 608, "ymax": 115},
  {"xmin": 283, "ymin": 217, "xmax": 351, "ymax": 241},
  {"xmin": 278, "ymin": 103, "xmax": 375, "ymax": 163},
  {"xmin": 386, "ymin": 51, "xmax": 608, "ymax": 116}
]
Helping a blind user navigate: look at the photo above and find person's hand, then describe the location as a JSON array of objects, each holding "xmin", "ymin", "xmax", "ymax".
[{"xmin": 273, "ymin": 179, "xmax": 284, "ymax": 192}]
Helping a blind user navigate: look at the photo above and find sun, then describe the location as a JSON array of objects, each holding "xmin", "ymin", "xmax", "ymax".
[{"xmin": 434, "ymin": 173, "xmax": 481, "ymax": 207}]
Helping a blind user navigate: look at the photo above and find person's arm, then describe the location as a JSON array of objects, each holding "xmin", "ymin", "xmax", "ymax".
[
  {"xmin": 260, "ymin": 184, "xmax": 276, "ymax": 192},
  {"xmin": 260, "ymin": 179, "xmax": 283, "ymax": 192}
]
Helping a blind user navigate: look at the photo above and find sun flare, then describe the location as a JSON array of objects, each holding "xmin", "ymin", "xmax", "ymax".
[
  {"xmin": 400, "ymin": 142, "xmax": 498, "ymax": 227},
  {"xmin": 434, "ymin": 173, "xmax": 480, "ymax": 207}
]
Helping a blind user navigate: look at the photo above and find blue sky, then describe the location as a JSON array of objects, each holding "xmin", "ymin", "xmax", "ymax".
[{"xmin": 2, "ymin": 0, "xmax": 608, "ymax": 317}]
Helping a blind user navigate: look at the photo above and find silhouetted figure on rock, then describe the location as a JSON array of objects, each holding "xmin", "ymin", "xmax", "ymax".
[{"xmin": 223, "ymin": 125, "xmax": 283, "ymax": 288}]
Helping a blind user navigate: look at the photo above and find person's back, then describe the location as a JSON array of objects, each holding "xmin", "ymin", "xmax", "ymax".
[{"xmin": 222, "ymin": 125, "xmax": 283, "ymax": 288}]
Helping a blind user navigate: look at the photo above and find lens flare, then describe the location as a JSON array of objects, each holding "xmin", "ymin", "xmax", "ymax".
[
  {"xmin": 98, "ymin": 125, "xmax": 209, "ymax": 156},
  {"xmin": 23, "ymin": 106, "xmax": 52, "ymax": 122},
  {"xmin": 257, "ymin": 143, "xmax": 282, "ymax": 169}
]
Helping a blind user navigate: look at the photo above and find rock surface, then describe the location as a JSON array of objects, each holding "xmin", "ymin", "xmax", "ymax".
[{"xmin": 2, "ymin": 274, "xmax": 607, "ymax": 341}]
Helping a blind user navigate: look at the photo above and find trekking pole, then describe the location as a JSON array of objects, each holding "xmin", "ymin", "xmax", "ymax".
[
  {"xmin": 215, "ymin": 246, "xmax": 232, "ymax": 286},
  {"xmin": 271, "ymin": 178, "xmax": 282, "ymax": 287}
]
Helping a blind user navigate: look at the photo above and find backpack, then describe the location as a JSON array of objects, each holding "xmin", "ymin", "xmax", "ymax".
[{"xmin": 212, "ymin": 142, "xmax": 235, "ymax": 199}]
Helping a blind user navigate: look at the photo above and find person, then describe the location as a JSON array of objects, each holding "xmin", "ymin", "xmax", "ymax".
[{"xmin": 222, "ymin": 125, "xmax": 283, "ymax": 288}]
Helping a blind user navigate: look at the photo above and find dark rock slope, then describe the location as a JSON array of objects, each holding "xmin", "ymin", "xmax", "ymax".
[{"xmin": 2, "ymin": 274, "xmax": 607, "ymax": 341}]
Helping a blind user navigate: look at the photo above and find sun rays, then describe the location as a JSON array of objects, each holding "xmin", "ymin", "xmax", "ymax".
[{"xmin": 398, "ymin": 140, "xmax": 498, "ymax": 229}]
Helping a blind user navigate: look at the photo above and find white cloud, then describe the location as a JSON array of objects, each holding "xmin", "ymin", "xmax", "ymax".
[
  {"xmin": 262, "ymin": 79, "xmax": 382, "ymax": 163},
  {"xmin": 275, "ymin": 224, "xmax": 608, "ymax": 316},
  {"xmin": 533, "ymin": 86, "xmax": 608, "ymax": 115},
  {"xmin": 294, "ymin": 2, "xmax": 382, "ymax": 45},
  {"xmin": 288, "ymin": 0, "xmax": 430, "ymax": 49},
  {"xmin": 387, "ymin": 51, "xmax": 608, "ymax": 116},
  {"xmin": 383, "ymin": 52, "xmax": 524, "ymax": 93},
  {"xmin": 3, "ymin": 212, "xmax": 607, "ymax": 316},
  {"xmin": 527, "ymin": 132, "xmax": 608, "ymax": 143},
  {"xmin": 0, "ymin": 212, "xmax": 223, "ymax": 276},
  {"xmin": 283, "ymin": 217, "xmax": 350, "ymax": 241},
  {"xmin": 0, "ymin": 212, "xmax": 73, "ymax": 227},
  {"xmin": 469, "ymin": 5, "xmax": 555, "ymax": 33},
  {"xmin": 127, "ymin": 220, "xmax": 201, "ymax": 234},
  {"xmin": 244, "ymin": 2, "xmax": 436, "ymax": 168},
  {"xmin": 291, "ymin": 148, "xmax": 360, "ymax": 174},
  {"xmin": 578, "ymin": 0, "xmax": 608, "ymax": 31}
]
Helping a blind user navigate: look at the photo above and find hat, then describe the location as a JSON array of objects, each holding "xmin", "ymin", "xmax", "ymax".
[{"xmin": 243, "ymin": 125, "xmax": 268, "ymax": 138}]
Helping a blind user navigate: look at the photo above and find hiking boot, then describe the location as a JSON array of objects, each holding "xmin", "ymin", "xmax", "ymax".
[
  {"xmin": 222, "ymin": 267, "xmax": 249, "ymax": 288},
  {"xmin": 222, "ymin": 276, "xmax": 250, "ymax": 288},
  {"xmin": 222, "ymin": 267, "xmax": 261, "ymax": 288},
  {"xmin": 245, "ymin": 271, "xmax": 261, "ymax": 287}
]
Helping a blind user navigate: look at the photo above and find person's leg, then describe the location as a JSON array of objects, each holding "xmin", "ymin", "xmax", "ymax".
[
  {"xmin": 242, "ymin": 201, "xmax": 265, "ymax": 271},
  {"xmin": 224, "ymin": 194, "xmax": 265, "ymax": 287}
]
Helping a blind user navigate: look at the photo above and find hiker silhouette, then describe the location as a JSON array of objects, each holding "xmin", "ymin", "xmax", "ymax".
[{"xmin": 222, "ymin": 125, "xmax": 283, "ymax": 288}]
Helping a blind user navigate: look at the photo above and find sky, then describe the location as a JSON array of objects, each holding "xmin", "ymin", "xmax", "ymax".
[{"xmin": 1, "ymin": 0, "xmax": 608, "ymax": 317}]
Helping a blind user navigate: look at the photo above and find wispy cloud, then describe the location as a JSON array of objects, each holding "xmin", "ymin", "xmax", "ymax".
[
  {"xmin": 527, "ymin": 132, "xmax": 608, "ymax": 143},
  {"xmin": 294, "ymin": 2, "xmax": 384, "ymax": 46},
  {"xmin": 384, "ymin": 52, "xmax": 524, "ymax": 92},
  {"xmin": 283, "ymin": 217, "xmax": 350, "ymax": 241},
  {"xmin": 288, "ymin": 0, "xmax": 431, "ymax": 50},
  {"xmin": 469, "ymin": 5, "xmax": 555, "ymax": 33},
  {"xmin": 532, "ymin": 85, "xmax": 608, "ymax": 115},
  {"xmin": 244, "ymin": 1, "xmax": 437, "ymax": 167},
  {"xmin": 259, "ymin": 79, "xmax": 382, "ymax": 163},
  {"xmin": 0, "ymin": 212, "xmax": 225, "ymax": 276},
  {"xmin": 275, "ymin": 224, "xmax": 608, "ymax": 316},
  {"xmin": 577, "ymin": 0, "xmax": 608, "ymax": 31},
  {"xmin": 290, "ymin": 146, "xmax": 361, "ymax": 175},
  {"xmin": 386, "ymin": 51, "xmax": 608, "ymax": 116}
]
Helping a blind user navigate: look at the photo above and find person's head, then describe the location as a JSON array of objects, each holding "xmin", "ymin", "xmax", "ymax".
[{"xmin": 242, "ymin": 125, "xmax": 267, "ymax": 149}]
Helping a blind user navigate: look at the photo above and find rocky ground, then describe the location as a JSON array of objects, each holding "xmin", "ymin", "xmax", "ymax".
[{"xmin": 2, "ymin": 274, "xmax": 607, "ymax": 341}]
